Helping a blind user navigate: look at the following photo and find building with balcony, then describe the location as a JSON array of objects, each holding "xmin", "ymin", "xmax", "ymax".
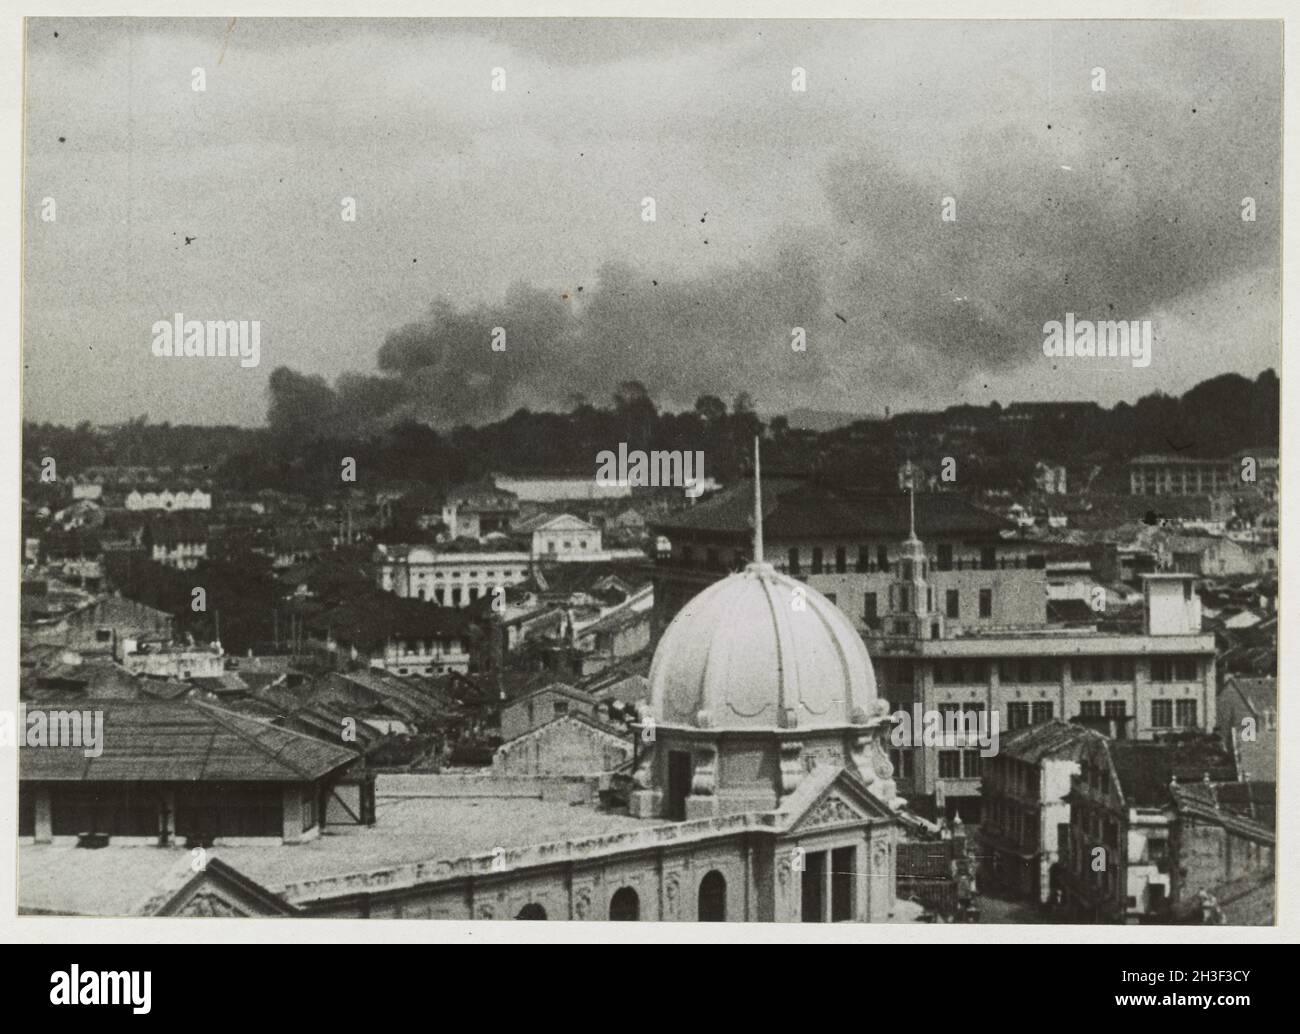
[{"xmin": 1057, "ymin": 736, "xmax": 1268, "ymax": 924}]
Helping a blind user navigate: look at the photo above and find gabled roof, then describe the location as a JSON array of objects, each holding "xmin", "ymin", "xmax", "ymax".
[
  {"xmin": 1169, "ymin": 781, "xmax": 1275, "ymax": 845},
  {"xmin": 503, "ymin": 682, "xmax": 596, "ymax": 711},
  {"xmin": 1221, "ymin": 676, "xmax": 1277, "ymax": 718},
  {"xmin": 19, "ymin": 700, "xmax": 360, "ymax": 783},
  {"xmin": 774, "ymin": 764, "xmax": 898, "ymax": 833}
]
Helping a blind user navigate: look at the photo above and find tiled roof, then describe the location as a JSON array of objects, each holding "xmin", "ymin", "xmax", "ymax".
[
  {"xmin": 1106, "ymin": 738, "xmax": 1237, "ymax": 808},
  {"xmin": 653, "ymin": 479, "xmax": 1007, "ymax": 539},
  {"xmin": 19, "ymin": 700, "xmax": 359, "ymax": 783},
  {"xmin": 1000, "ymin": 719, "xmax": 1103, "ymax": 763}
]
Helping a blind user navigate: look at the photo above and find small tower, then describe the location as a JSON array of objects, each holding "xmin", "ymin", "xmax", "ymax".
[{"xmin": 887, "ymin": 481, "xmax": 942, "ymax": 640}]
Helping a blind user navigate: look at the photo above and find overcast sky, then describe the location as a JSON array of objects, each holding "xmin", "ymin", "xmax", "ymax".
[{"xmin": 23, "ymin": 17, "xmax": 1281, "ymax": 428}]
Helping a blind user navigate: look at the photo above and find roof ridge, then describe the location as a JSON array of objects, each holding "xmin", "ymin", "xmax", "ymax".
[{"xmin": 193, "ymin": 700, "xmax": 356, "ymax": 781}]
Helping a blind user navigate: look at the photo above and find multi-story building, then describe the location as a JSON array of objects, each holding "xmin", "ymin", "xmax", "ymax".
[
  {"xmin": 1058, "ymin": 735, "xmax": 1260, "ymax": 924},
  {"xmin": 1128, "ymin": 449, "xmax": 1275, "ymax": 497},
  {"xmin": 980, "ymin": 719, "xmax": 1104, "ymax": 906},
  {"xmin": 650, "ymin": 479, "xmax": 1016, "ymax": 640},
  {"xmin": 847, "ymin": 556, "xmax": 1215, "ymax": 821},
  {"xmin": 374, "ymin": 542, "xmax": 531, "ymax": 607},
  {"xmin": 518, "ymin": 513, "xmax": 604, "ymax": 560},
  {"xmin": 309, "ymin": 594, "xmax": 478, "ymax": 676},
  {"xmin": 655, "ymin": 480, "xmax": 1217, "ymax": 821}
]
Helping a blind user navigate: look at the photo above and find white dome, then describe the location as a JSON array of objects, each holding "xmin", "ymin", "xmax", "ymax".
[{"xmin": 649, "ymin": 562, "xmax": 879, "ymax": 730}]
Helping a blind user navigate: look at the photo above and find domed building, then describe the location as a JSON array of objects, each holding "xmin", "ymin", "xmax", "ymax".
[
  {"xmin": 22, "ymin": 449, "xmax": 909, "ymax": 923},
  {"xmin": 630, "ymin": 559, "xmax": 901, "ymax": 820}
]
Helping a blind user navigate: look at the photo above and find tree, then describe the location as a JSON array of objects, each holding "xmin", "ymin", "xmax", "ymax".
[{"xmin": 693, "ymin": 394, "xmax": 727, "ymax": 423}]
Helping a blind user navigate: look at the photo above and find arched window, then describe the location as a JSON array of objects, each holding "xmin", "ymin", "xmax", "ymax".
[
  {"xmin": 609, "ymin": 887, "xmax": 640, "ymax": 921},
  {"xmin": 698, "ymin": 870, "xmax": 726, "ymax": 922},
  {"xmin": 515, "ymin": 903, "xmax": 547, "ymax": 920}
]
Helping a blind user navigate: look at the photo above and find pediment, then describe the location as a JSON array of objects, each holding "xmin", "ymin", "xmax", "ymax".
[{"xmin": 783, "ymin": 766, "xmax": 896, "ymax": 834}]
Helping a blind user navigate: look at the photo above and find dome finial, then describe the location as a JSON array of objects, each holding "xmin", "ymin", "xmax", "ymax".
[{"xmin": 753, "ymin": 435, "xmax": 764, "ymax": 564}]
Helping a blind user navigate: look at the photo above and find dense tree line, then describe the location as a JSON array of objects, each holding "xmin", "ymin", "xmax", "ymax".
[{"xmin": 23, "ymin": 369, "xmax": 1278, "ymax": 499}]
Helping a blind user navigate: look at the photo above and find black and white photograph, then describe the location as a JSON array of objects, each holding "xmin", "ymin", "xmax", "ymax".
[{"xmin": 5, "ymin": 5, "xmax": 1292, "ymax": 960}]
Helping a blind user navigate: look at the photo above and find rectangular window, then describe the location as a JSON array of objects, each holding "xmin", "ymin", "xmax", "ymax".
[
  {"xmin": 877, "ymin": 546, "xmax": 888, "ymax": 571},
  {"xmin": 1175, "ymin": 699, "xmax": 1198, "ymax": 728},
  {"xmin": 979, "ymin": 589, "xmax": 993, "ymax": 618},
  {"xmin": 1151, "ymin": 699, "xmax": 1174, "ymax": 728},
  {"xmin": 889, "ymin": 748, "xmax": 915, "ymax": 779},
  {"xmin": 962, "ymin": 749, "xmax": 983, "ymax": 779},
  {"xmin": 863, "ymin": 592, "xmax": 878, "ymax": 626},
  {"xmin": 553, "ymin": 700, "xmax": 569, "ymax": 717},
  {"xmin": 946, "ymin": 589, "xmax": 960, "ymax": 619},
  {"xmin": 835, "ymin": 546, "xmax": 847, "ymax": 574},
  {"xmin": 856, "ymin": 545, "xmax": 870, "ymax": 573},
  {"xmin": 1151, "ymin": 657, "xmax": 1196, "ymax": 682},
  {"xmin": 937, "ymin": 544, "xmax": 953, "ymax": 571},
  {"xmin": 1104, "ymin": 700, "xmax": 1127, "ymax": 718},
  {"xmin": 1006, "ymin": 702, "xmax": 1029, "ymax": 731},
  {"xmin": 1079, "ymin": 700, "xmax": 1101, "ymax": 717},
  {"xmin": 787, "ymin": 548, "xmax": 800, "ymax": 574},
  {"xmin": 939, "ymin": 750, "xmax": 961, "ymax": 778},
  {"xmin": 811, "ymin": 547, "xmax": 824, "ymax": 574},
  {"xmin": 981, "ymin": 546, "xmax": 996, "ymax": 570},
  {"xmin": 1030, "ymin": 701, "xmax": 1054, "ymax": 724}
]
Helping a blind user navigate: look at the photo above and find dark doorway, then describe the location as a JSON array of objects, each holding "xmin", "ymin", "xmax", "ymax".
[
  {"xmin": 831, "ymin": 846, "xmax": 854, "ymax": 921},
  {"xmin": 801, "ymin": 851, "xmax": 825, "ymax": 922},
  {"xmin": 667, "ymin": 751, "xmax": 691, "ymax": 820}
]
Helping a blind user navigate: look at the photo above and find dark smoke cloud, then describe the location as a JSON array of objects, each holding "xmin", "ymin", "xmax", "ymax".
[
  {"xmin": 269, "ymin": 237, "xmax": 841, "ymax": 434},
  {"xmin": 267, "ymin": 31, "xmax": 1279, "ymax": 435}
]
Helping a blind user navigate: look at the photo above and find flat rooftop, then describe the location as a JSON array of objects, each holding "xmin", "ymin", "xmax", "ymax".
[{"xmin": 20, "ymin": 790, "xmax": 659, "ymax": 914}]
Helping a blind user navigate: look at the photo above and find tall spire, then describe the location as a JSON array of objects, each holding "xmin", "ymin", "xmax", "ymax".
[
  {"xmin": 905, "ymin": 459, "xmax": 919, "ymax": 543},
  {"xmin": 753, "ymin": 435, "xmax": 764, "ymax": 564}
]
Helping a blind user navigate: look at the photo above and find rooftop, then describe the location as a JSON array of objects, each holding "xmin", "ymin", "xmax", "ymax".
[{"xmin": 19, "ymin": 700, "xmax": 360, "ymax": 783}]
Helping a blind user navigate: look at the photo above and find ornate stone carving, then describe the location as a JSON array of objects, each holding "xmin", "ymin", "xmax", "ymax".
[
  {"xmin": 850, "ymin": 735, "xmax": 877, "ymax": 785},
  {"xmin": 779, "ymin": 740, "xmax": 805, "ymax": 795},
  {"xmin": 800, "ymin": 792, "xmax": 861, "ymax": 829},
  {"xmin": 691, "ymin": 744, "xmax": 717, "ymax": 796},
  {"xmin": 573, "ymin": 886, "xmax": 593, "ymax": 920},
  {"xmin": 632, "ymin": 751, "xmax": 654, "ymax": 789},
  {"xmin": 176, "ymin": 892, "xmax": 244, "ymax": 917},
  {"xmin": 664, "ymin": 871, "xmax": 682, "ymax": 920}
]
